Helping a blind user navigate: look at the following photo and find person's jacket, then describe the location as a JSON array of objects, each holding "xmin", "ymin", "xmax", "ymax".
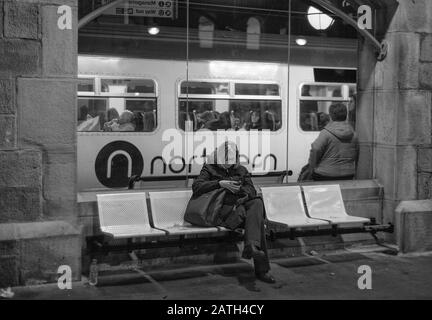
[
  {"xmin": 308, "ymin": 121, "xmax": 358, "ymax": 177},
  {"xmin": 192, "ymin": 164, "xmax": 257, "ymax": 205}
]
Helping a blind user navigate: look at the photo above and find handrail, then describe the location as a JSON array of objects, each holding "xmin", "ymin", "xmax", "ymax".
[{"xmin": 78, "ymin": 0, "xmax": 126, "ymax": 29}]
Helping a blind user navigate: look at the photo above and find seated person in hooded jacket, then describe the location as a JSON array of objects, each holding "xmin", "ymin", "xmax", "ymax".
[
  {"xmin": 308, "ymin": 103, "xmax": 359, "ymax": 181},
  {"xmin": 191, "ymin": 141, "xmax": 275, "ymax": 283}
]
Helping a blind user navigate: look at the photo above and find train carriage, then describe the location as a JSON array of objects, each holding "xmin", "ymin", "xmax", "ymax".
[{"xmin": 77, "ymin": 55, "xmax": 356, "ymax": 191}]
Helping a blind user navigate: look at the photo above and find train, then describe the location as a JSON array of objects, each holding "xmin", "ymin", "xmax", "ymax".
[{"xmin": 77, "ymin": 54, "xmax": 357, "ymax": 191}]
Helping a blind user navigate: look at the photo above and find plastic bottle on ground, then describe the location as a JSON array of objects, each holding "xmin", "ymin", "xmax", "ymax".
[{"xmin": 88, "ymin": 259, "xmax": 98, "ymax": 286}]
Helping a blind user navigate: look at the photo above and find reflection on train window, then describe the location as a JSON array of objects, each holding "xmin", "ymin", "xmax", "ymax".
[
  {"xmin": 235, "ymin": 83, "xmax": 279, "ymax": 96},
  {"xmin": 180, "ymin": 81, "xmax": 229, "ymax": 95},
  {"xmin": 77, "ymin": 77, "xmax": 158, "ymax": 132},
  {"xmin": 101, "ymin": 79, "xmax": 155, "ymax": 94},
  {"xmin": 178, "ymin": 99, "xmax": 281, "ymax": 131}
]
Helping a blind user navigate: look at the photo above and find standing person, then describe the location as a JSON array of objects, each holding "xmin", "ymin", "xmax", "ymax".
[
  {"xmin": 308, "ymin": 103, "xmax": 359, "ymax": 181},
  {"xmin": 191, "ymin": 141, "xmax": 275, "ymax": 283}
]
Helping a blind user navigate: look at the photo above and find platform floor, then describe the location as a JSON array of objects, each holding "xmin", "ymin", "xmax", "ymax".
[{"xmin": 5, "ymin": 246, "xmax": 432, "ymax": 300}]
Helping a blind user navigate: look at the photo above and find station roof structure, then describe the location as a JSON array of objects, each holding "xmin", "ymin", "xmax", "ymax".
[{"xmin": 78, "ymin": 0, "xmax": 398, "ymax": 61}]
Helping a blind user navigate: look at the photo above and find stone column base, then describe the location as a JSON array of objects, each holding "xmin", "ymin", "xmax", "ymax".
[
  {"xmin": 395, "ymin": 200, "xmax": 432, "ymax": 253},
  {"xmin": 0, "ymin": 221, "xmax": 81, "ymax": 287}
]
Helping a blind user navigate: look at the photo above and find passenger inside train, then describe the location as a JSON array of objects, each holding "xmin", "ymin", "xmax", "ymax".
[
  {"xmin": 184, "ymin": 107, "xmax": 281, "ymax": 132},
  {"xmin": 103, "ymin": 110, "xmax": 136, "ymax": 132}
]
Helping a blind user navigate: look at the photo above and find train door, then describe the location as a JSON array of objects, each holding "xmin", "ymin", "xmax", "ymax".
[{"xmin": 287, "ymin": 67, "xmax": 357, "ymax": 181}]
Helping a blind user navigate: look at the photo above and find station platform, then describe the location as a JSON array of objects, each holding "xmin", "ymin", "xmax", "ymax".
[{"xmin": 6, "ymin": 246, "xmax": 432, "ymax": 300}]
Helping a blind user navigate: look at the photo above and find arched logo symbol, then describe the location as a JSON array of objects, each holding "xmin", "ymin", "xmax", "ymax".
[{"xmin": 95, "ymin": 141, "xmax": 144, "ymax": 188}]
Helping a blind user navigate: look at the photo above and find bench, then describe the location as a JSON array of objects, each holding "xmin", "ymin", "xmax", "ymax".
[
  {"xmin": 148, "ymin": 190, "xmax": 223, "ymax": 235},
  {"xmin": 261, "ymin": 185, "xmax": 329, "ymax": 228},
  {"xmin": 88, "ymin": 184, "xmax": 393, "ymax": 259},
  {"xmin": 96, "ymin": 192, "xmax": 165, "ymax": 238},
  {"xmin": 128, "ymin": 171, "xmax": 290, "ymax": 190},
  {"xmin": 302, "ymin": 185, "xmax": 371, "ymax": 227}
]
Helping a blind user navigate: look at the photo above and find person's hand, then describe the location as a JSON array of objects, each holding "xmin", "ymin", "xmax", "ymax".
[{"xmin": 219, "ymin": 180, "xmax": 241, "ymax": 194}]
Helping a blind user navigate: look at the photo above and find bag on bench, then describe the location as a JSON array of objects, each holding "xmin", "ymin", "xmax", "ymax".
[{"xmin": 184, "ymin": 188, "xmax": 227, "ymax": 227}]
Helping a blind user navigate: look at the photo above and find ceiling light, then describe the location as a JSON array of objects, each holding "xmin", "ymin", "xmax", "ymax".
[
  {"xmin": 296, "ymin": 38, "xmax": 307, "ymax": 46},
  {"xmin": 307, "ymin": 6, "xmax": 334, "ymax": 30},
  {"xmin": 148, "ymin": 26, "xmax": 160, "ymax": 35}
]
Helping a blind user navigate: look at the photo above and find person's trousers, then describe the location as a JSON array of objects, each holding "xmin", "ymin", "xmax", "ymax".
[
  {"xmin": 243, "ymin": 198, "xmax": 271, "ymax": 275},
  {"xmin": 220, "ymin": 198, "xmax": 270, "ymax": 275}
]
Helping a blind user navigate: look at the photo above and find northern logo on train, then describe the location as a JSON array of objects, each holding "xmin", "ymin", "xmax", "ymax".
[{"xmin": 95, "ymin": 141, "xmax": 144, "ymax": 188}]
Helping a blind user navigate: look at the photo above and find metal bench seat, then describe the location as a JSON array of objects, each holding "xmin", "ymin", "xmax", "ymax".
[
  {"xmin": 148, "ymin": 190, "xmax": 220, "ymax": 235},
  {"xmin": 97, "ymin": 192, "xmax": 166, "ymax": 239},
  {"xmin": 260, "ymin": 186, "xmax": 330, "ymax": 228},
  {"xmin": 302, "ymin": 185, "xmax": 370, "ymax": 227},
  {"xmin": 102, "ymin": 225, "xmax": 166, "ymax": 238}
]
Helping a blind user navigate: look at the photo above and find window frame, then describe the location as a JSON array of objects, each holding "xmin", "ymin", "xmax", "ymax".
[{"xmin": 77, "ymin": 75, "xmax": 160, "ymax": 134}]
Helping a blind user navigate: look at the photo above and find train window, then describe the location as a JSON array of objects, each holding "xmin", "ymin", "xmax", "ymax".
[
  {"xmin": 77, "ymin": 98, "xmax": 107, "ymax": 131},
  {"xmin": 301, "ymin": 84, "xmax": 343, "ymax": 99},
  {"xmin": 77, "ymin": 78, "xmax": 158, "ymax": 132},
  {"xmin": 125, "ymin": 99, "xmax": 158, "ymax": 132},
  {"xmin": 235, "ymin": 83, "xmax": 279, "ymax": 96},
  {"xmin": 77, "ymin": 78, "xmax": 94, "ymax": 94},
  {"xmin": 178, "ymin": 81, "xmax": 282, "ymax": 131},
  {"xmin": 299, "ymin": 83, "xmax": 356, "ymax": 132},
  {"xmin": 178, "ymin": 99, "xmax": 215, "ymax": 131},
  {"xmin": 180, "ymin": 81, "xmax": 229, "ymax": 95},
  {"xmin": 230, "ymin": 100, "xmax": 282, "ymax": 131},
  {"xmin": 178, "ymin": 99, "xmax": 282, "ymax": 131},
  {"xmin": 101, "ymin": 79, "xmax": 156, "ymax": 95}
]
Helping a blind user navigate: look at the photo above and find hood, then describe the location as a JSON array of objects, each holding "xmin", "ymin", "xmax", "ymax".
[
  {"xmin": 208, "ymin": 141, "xmax": 240, "ymax": 169},
  {"xmin": 325, "ymin": 121, "xmax": 355, "ymax": 141}
]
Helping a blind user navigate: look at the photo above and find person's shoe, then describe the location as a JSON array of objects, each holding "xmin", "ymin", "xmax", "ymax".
[
  {"xmin": 256, "ymin": 272, "xmax": 276, "ymax": 284},
  {"xmin": 242, "ymin": 244, "xmax": 265, "ymax": 260}
]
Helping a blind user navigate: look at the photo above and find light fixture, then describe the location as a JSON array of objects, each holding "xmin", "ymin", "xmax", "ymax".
[
  {"xmin": 148, "ymin": 26, "xmax": 160, "ymax": 35},
  {"xmin": 296, "ymin": 38, "xmax": 307, "ymax": 46},
  {"xmin": 307, "ymin": 6, "xmax": 334, "ymax": 30}
]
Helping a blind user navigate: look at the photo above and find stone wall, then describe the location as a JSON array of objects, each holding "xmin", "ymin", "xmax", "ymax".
[
  {"xmin": 357, "ymin": 0, "xmax": 432, "ymax": 243},
  {"xmin": 0, "ymin": 0, "xmax": 80, "ymax": 287}
]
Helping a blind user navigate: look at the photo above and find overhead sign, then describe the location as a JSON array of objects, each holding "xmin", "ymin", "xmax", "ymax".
[{"xmin": 105, "ymin": 0, "xmax": 176, "ymax": 19}]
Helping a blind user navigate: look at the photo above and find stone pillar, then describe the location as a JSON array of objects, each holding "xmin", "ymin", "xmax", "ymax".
[
  {"xmin": 0, "ymin": 0, "xmax": 81, "ymax": 287},
  {"xmin": 357, "ymin": 0, "xmax": 432, "ymax": 242}
]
